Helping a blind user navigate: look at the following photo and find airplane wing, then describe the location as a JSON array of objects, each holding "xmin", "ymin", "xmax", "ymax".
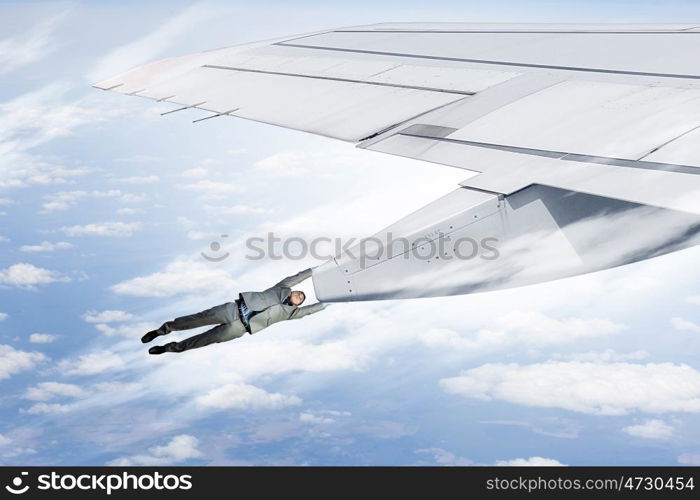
[{"xmin": 95, "ymin": 23, "xmax": 700, "ymax": 301}]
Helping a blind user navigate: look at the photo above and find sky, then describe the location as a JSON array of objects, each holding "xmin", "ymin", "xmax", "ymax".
[{"xmin": 1, "ymin": 0, "xmax": 700, "ymax": 466}]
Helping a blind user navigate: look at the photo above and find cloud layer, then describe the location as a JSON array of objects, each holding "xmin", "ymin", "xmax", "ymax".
[{"xmin": 441, "ymin": 361, "xmax": 700, "ymax": 415}]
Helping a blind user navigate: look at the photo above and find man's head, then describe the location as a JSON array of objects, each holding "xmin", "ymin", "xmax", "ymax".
[{"xmin": 288, "ymin": 290, "xmax": 306, "ymax": 306}]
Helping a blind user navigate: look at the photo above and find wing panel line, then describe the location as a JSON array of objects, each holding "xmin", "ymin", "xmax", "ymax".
[
  {"xmin": 398, "ymin": 126, "xmax": 700, "ymax": 175},
  {"xmin": 274, "ymin": 42, "xmax": 700, "ymax": 80},
  {"xmin": 201, "ymin": 64, "xmax": 475, "ymax": 95}
]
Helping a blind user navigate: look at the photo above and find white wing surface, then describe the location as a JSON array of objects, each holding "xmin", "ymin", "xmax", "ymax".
[{"xmin": 95, "ymin": 23, "xmax": 700, "ymax": 300}]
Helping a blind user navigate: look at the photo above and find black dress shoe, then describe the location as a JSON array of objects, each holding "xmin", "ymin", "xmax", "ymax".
[
  {"xmin": 141, "ymin": 329, "xmax": 162, "ymax": 344},
  {"xmin": 148, "ymin": 342, "xmax": 177, "ymax": 355}
]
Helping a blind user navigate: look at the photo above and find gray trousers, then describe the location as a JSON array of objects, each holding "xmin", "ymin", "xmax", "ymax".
[{"xmin": 159, "ymin": 302, "xmax": 247, "ymax": 352}]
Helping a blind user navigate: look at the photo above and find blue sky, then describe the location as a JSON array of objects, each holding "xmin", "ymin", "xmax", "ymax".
[{"xmin": 1, "ymin": 0, "xmax": 700, "ymax": 466}]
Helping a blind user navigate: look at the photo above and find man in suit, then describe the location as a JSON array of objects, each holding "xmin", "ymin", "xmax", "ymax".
[{"xmin": 142, "ymin": 268, "xmax": 326, "ymax": 354}]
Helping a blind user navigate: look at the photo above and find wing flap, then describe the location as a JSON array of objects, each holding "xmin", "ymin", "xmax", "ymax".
[
  {"xmin": 366, "ymin": 128, "xmax": 700, "ymax": 214},
  {"xmin": 446, "ymin": 80, "xmax": 700, "ymax": 161}
]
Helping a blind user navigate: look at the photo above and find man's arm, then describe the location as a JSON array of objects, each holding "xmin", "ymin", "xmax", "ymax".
[
  {"xmin": 274, "ymin": 267, "xmax": 313, "ymax": 289},
  {"xmin": 288, "ymin": 301, "xmax": 327, "ymax": 320}
]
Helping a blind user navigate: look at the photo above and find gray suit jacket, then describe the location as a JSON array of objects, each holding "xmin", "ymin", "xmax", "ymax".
[{"xmin": 238, "ymin": 268, "xmax": 325, "ymax": 334}]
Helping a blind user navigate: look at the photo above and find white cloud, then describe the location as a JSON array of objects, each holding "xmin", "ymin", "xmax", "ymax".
[
  {"xmin": 254, "ymin": 151, "xmax": 313, "ymax": 177},
  {"xmin": 419, "ymin": 312, "xmax": 625, "ymax": 351},
  {"xmin": 41, "ymin": 190, "xmax": 94, "ymax": 212},
  {"xmin": 678, "ymin": 453, "xmax": 700, "ymax": 465},
  {"xmin": 0, "ymin": 312, "xmax": 7, "ymax": 321},
  {"xmin": 199, "ymin": 158, "xmax": 222, "ymax": 166},
  {"xmin": 440, "ymin": 361, "xmax": 700, "ymax": 416},
  {"xmin": 29, "ymin": 333, "xmax": 57, "ymax": 344},
  {"xmin": 299, "ymin": 412, "xmax": 335, "ymax": 424},
  {"xmin": 106, "ymin": 434, "xmax": 202, "ymax": 466},
  {"xmin": 552, "ymin": 349, "xmax": 649, "ymax": 362},
  {"xmin": 115, "ymin": 207, "xmax": 143, "ymax": 215},
  {"xmin": 685, "ymin": 296, "xmax": 700, "ymax": 305},
  {"xmin": 479, "ymin": 419, "xmax": 581, "ymax": 439},
  {"xmin": 175, "ymin": 216, "xmax": 195, "ymax": 229},
  {"xmin": 0, "ymin": 263, "xmax": 69, "ymax": 287},
  {"xmin": 0, "ymin": 344, "xmax": 47, "ymax": 380},
  {"xmin": 195, "ymin": 383, "xmax": 302, "ymax": 411},
  {"xmin": 92, "ymin": 381, "xmax": 142, "ymax": 393},
  {"xmin": 185, "ymin": 230, "xmax": 217, "ymax": 240},
  {"xmin": 189, "ymin": 340, "xmax": 366, "ymax": 382},
  {"xmin": 24, "ymin": 382, "xmax": 87, "ymax": 401},
  {"xmin": 19, "ymin": 241, "xmax": 73, "ymax": 252},
  {"xmin": 0, "ymin": 12, "xmax": 65, "ymax": 75},
  {"xmin": 495, "ymin": 457, "xmax": 566, "ymax": 466},
  {"xmin": 82, "ymin": 310, "xmax": 134, "ymax": 323},
  {"xmin": 148, "ymin": 434, "xmax": 203, "ymax": 462},
  {"xmin": 89, "ymin": 4, "xmax": 215, "ymax": 81},
  {"xmin": 120, "ymin": 193, "xmax": 146, "ymax": 202},
  {"xmin": 415, "ymin": 447, "xmax": 473, "ymax": 466},
  {"xmin": 0, "ymin": 446, "xmax": 37, "ymax": 458},
  {"xmin": 131, "ymin": 340, "xmax": 366, "ymax": 415},
  {"xmin": 24, "ymin": 402, "xmax": 72, "ymax": 415},
  {"xmin": 204, "ymin": 204, "xmax": 272, "ymax": 215},
  {"xmin": 671, "ymin": 317, "xmax": 700, "ymax": 333},
  {"xmin": 0, "ymin": 141, "xmax": 91, "ymax": 188},
  {"xmin": 313, "ymin": 409, "xmax": 350, "ymax": 418},
  {"xmin": 60, "ymin": 222, "xmax": 142, "ymax": 237},
  {"xmin": 0, "ymin": 434, "xmax": 11, "ymax": 447},
  {"xmin": 58, "ymin": 351, "xmax": 124, "ymax": 376},
  {"xmin": 118, "ymin": 306, "xmax": 363, "ymax": 420},
  {"xmin": 20, "ymin": 380, "xmax": 142, "ymax": 416},
  {"xmin": 180, "ymin": 167, "xmax": 208, "ymax": 178},
  {"xmin": 94, "ymin": 322, "xmax": 155, "ymax": 338},
  {"xmin": 110, "ymin": 260, "xmax": 237, "ymax": 297},
  {"xmin": 178, "ymin": 180, "xmax": 243, "ymax": 196},
  {"xmin": 112, "ymin": 175, "xmax": 159, "ymax": 184},
  {"xmin": 0, "ymin": 85, "xmax": 142, "ymax": 192},
  {"xmin": 114, "ymin": 155, "xmax": 163, "ymax": 164},
  {"xmin": 41, "ymin": 190, "xmax": 143, "ymax": 212},
  {"xmin": 622, "ymin": 419, "xmax": 673, "ymax": 440},
  {"xmin": 0, "ymin": 235, "xmax": 9, "ymax": 242}
]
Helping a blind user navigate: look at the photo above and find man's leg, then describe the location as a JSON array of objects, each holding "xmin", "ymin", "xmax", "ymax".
[
  {"xmin": 142, "ymin": 302, "xmax": 236, "ymax": 343},
  {"xmin": 151, "ymin": 321, "xmax": 246, "ymax": 354},
  {"xmin": 165, "ymin": 302, "xmax": 236, "ymax": 332}
]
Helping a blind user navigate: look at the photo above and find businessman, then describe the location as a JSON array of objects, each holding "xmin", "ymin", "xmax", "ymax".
[{"xmin": 142, "ymin": 268, "xmax": 326, "ymax": 354}]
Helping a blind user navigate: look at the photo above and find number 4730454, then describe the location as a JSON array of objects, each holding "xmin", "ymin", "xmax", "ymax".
[{"xmin": 624, "ymin": 476, "xmax": 695, "ymax": 491}]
